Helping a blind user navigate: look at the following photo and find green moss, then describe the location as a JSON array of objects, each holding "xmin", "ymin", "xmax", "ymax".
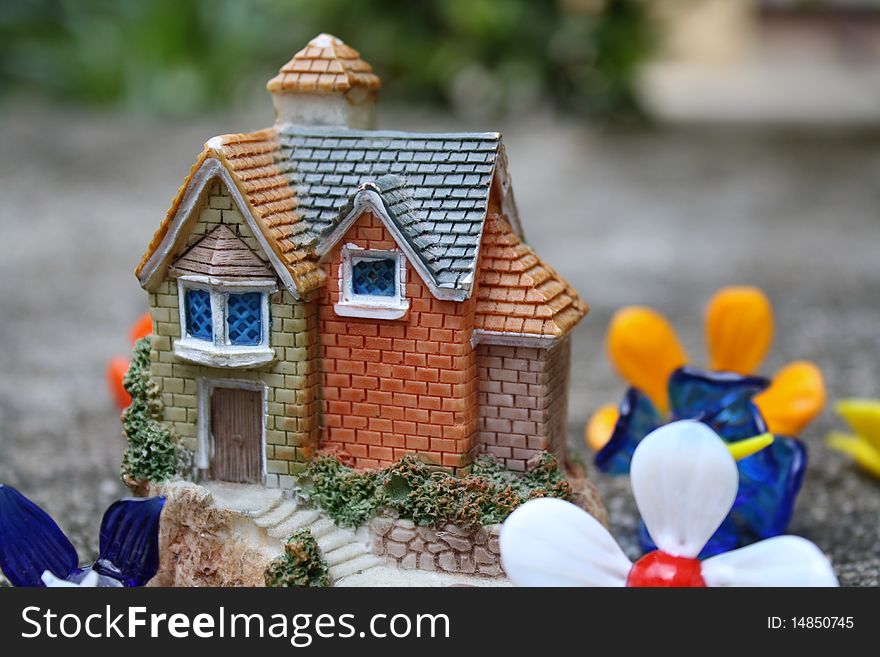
[
  {"xmin": 300, "ymin": 452, "xmax": 572, "ymax": 530},
  {"xmin": 264, "ymin": 529, "xmax": 330, "ymax": 587},
  {"xmin": 121, "ymin": 337, "xmax": 178, "ymax": 483}
]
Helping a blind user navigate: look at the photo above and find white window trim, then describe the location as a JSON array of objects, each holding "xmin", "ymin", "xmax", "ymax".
[
  {"xmin": 175, "ymin": 277, "xmax": 276, "ymax": 368},
  {"xmin": 334, "ymin": 243, "xmax": 410, "ymax": 320},
  {"xmin": 196, "ymin": 377, "xmax": 267, "ymax": 483}
]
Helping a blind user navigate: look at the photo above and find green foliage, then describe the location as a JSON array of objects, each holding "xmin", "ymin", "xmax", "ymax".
[
  {"xmin": 304, "ymin": 455, "xmax": 387, "ymax": 528},
  {"xmin": 264, "ymin": 529, "xmax": 330, "ymax": 587},
  {"xmin": 121, "ymin": 337, "xmax": 177, "ymax": 483},
  {"xmin": 301, "ymin": 452, "xmax": 572, "ymax": 530},
  {"xmin": 0, "ymin": 0, "xmax": 654, "ymax": 119}
]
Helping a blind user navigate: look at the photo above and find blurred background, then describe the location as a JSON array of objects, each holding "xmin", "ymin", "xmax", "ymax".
[{"xmin": 0, "ymin": 0, "xmax": 878, "ymax": 584}]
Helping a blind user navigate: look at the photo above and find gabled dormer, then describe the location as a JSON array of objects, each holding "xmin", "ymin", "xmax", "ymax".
[{"xmin": 170, "ymin": 224, "xmax": 278, "ymax": 368}]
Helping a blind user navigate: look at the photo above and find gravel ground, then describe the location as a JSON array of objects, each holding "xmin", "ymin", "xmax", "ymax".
[{"xmin": 0, "ymin": 103, "xmax": 877, "ymax": 586}]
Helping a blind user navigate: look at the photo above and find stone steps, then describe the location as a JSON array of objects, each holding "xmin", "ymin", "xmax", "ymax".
[
  {"xmin": 205, "ymin": 482, "xmax": 385, "ymax": 583},
  {"xmin": 324, "ymin": 543, "xmax": 369, "ymax": 567},
  {"xmin": 254, "ymin": 501, "xmax": 298, "ymax": 529},
  {"xmin": 329, "ymin": 554, "xmax": 386, "ymax": 580},
  {"xmin": 307, "ymin": 517, "xmax": 337, "ymax": 540},
  {"xmin": 317, "ymin": 529, "xmax": 356, "ymax": 553},
  {"xmin": 267, "ymin": 509, "xmax": 321, "ymax": 539}
]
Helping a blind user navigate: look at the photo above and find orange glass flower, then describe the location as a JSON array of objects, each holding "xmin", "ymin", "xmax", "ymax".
[
  {"xmin": 590, "ymin": 286, "xmax": 825, "ymax": 450},
  {"xmin": 107, "ymin": 313, "xmax": 153, "ymax": 410}
]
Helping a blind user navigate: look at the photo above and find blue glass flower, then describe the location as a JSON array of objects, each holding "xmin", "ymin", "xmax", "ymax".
[
  {"xmin": 596, "ymin": 367, "xmax": 808, "ymax": 558},
  {"xmin": 0, "ymin": 485, "xmax": 164, "ymax": 587}
]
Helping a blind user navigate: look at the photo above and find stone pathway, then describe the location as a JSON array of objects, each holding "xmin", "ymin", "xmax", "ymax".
[{"xmin": 207, "ymin": 482, "xmax": 385, "ymax": 582}]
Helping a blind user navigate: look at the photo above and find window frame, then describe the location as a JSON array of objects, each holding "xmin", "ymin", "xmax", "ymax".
[
  {"xmin": 175, "ymin": 277, "xmax": 275, "ymax": 367},
  {"xmin": 335, "ymin": 243, "xmax": 410, "ymax": 320}
]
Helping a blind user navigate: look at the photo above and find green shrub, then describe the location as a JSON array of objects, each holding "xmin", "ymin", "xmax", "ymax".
[
  {"xmin": 301, "ymin": 452, "xmax": 572, "ymax": 530},
  {"xmin": 121, "ymin": 337, "xmax": 178, "ymax": 483},
  {"xmin": 264, "ymin": 529, "xmax": 330, "ymax": 587}
]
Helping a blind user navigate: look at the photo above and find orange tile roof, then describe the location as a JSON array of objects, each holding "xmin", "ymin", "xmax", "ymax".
[
  {"xmin": 475, "ymin": 213, "xmax": 588, "ymax": 338},
  {"xmin": 135, "ymin": 127, "xmax": 325, "ymax": 295},
  {"xmin": 266, "ymin": 34, "xmax": 381, "ymax": 95}
]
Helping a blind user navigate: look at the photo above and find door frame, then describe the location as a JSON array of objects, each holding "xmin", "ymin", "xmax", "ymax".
[{"xmin": 196, "ymin": 377, "xmax": 268, "ymax": 484}]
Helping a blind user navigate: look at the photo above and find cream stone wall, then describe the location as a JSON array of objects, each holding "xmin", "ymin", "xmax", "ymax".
[{"xmin": 147, "ymin": 181, "xmax": 321, "ymax": 488}]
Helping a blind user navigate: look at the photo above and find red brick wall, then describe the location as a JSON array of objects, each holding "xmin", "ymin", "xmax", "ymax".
[
  {"xmin": 318, "ymin": 211, "xmax": 480, "ymax": 470},
  {"xmin": 476, "ymin": 336, "xmax": 572, "ymax": 471}
]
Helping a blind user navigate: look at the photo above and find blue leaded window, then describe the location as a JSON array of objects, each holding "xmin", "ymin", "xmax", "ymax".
[
  {"xmin": 185, "ymin": 289, "xmax": 213, "ymax": 340},
  {"xmin": 352, "ymin": 258, "xmax": 396, "ymax": 297},
  {"xmin": 227, "ymin": 292, "xmax": 263, "ymax": 346}
]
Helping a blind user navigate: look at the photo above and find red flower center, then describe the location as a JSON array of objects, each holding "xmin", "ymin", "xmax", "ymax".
[{"xmin": 626, "ymin": 550, "xmax": 706, "ymax": 587}]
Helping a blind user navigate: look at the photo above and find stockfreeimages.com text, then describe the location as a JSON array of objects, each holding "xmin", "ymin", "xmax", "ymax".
[{"xmin": 21, "ymin": 606, "xmax": 450, "ymax": 646}]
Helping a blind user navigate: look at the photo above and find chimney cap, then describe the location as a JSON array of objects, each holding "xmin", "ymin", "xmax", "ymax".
[{"xmin": 267, "ymin": 33, "xmax": 381, "ymax": 95}]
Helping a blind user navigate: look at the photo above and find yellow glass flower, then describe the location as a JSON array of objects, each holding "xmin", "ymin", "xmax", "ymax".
[
  {"xmin": 827, "ymin": 399, "xmax": 880, "ymax": 479},
  {"xmin": 588, "ymin": 286, "xmax": 826, "ymax": 450}
]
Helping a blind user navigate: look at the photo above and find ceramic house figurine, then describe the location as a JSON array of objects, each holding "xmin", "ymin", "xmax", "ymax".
[
  {"xmin": 500, "ymin": 421, "xmax": 838, "ymax": 587},
  {"xmin": 126, "ymin": 34, "xmax": 597, "ymax": 587}
]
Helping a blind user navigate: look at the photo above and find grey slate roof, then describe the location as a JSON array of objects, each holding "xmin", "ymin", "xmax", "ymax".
[{"xmin": 274, "ymin": 126, "xmax": 501, "ymax": 292}]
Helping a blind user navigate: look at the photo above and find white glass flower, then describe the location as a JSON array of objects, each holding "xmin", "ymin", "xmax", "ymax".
[
  {"xmin": 500, "ymin": 420, "xmax": 838, "ymax": 587},
  {"xmin": 41, "ymin": 569, "xmax": 100, "ymax": 587}
]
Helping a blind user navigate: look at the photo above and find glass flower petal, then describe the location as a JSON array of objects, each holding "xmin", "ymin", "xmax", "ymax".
[
  {"xmin": 0, "ymin": 485, "xmax": 79, "ymax": 587},
  {"xmin": 669, "ymin": 366, "xmax": 769, "ymax": 442},
  {"xmin": 585, "ymin": 404, "xmax": 619, "ymax": 451},
  {"xmin": 606, "ymin": 306, "xmax": 688, "ymax": 414},
  {"xmin": 500, "ymin": 498, "xmax": 631, "ymax": 587},
  {"xmin": 754, "ymin": 361, "xmax": 825, "ymax": 436},
  {"xmin": 827, "ymin": 432, "xmax": 880, "ymax": 479},
  {"xmin": 834, "ymin": 398, "xmax": 880, "ymax": 450},
  {"xmin": 631, "ymin": 421, "xmax": 738, "ymax": 559},
  {"xmin": 94, "ymin": 496, "xmax": 165, "ymax": 587},
  {"xmin": 595, "ymin": 388, "xmax": 662, "ymax": 474},
  {"xmin": 129, "ymin": 313, "xmax": 153, "ymax": 343},
  {"xmin": 639, "ymin": 433, "xmax": 805, "ymax": 558},
  {"xmin": 705, "ymin": 286, "xmax": 773, "ymax": 375},
  {"xmin": 701, "ymin": 535, "xmax": 838, "ymax": 587}
]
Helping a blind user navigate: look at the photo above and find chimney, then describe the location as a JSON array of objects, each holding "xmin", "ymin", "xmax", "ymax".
[{"xmin": 267, "ymin": 34, "xmax": 380, "ymax": 130}]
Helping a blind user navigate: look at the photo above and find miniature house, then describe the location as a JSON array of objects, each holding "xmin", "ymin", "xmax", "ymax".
[{"xmin": 136, "ymin": 34, "xmax": 588, "ymax": 488}]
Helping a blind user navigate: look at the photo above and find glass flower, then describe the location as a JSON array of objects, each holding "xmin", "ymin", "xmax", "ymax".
[
  {"xmin": 501, "ymin": 421, "xmax": 838, "ymax": 587},
  {"xmin": 827, "ymin": 399, "xmax": 880, "ymax": 478},
  {"xmin": 586, "ymin": 287, "xmax": 822, "ymax": 556},
  {"xmin": 0, "ymin": 485, "xmax": 164, "ymax": 587},
  {"xmin": 107, "ymin": 312, "xmax": 153, "ymax": 409}
]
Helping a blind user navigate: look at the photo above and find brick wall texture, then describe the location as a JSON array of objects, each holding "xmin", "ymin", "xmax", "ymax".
[
  {"xmin": 318, "ymin": 210, "xmax": 481, "ymax": 471},
  {"xmin": 477, "ymin": 336, "xmax": 572, "ymax": 471},
  {"xmin": 147, "ymin": 181, "xmax": 576, "ymax": 485}
]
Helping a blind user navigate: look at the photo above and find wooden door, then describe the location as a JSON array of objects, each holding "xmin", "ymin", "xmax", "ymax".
[{"xmin": 210, "ymin": 387, "xmax": 262, "ymax": 483}]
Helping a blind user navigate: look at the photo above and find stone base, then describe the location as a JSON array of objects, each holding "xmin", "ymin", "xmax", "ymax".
[{"xmin": 370, "ymin": 517, "xmax": 504, "ymax": 577}]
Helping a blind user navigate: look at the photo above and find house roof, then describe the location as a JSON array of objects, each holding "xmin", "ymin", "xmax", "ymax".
[
  {"xmin": 281, "ymin": 127, "xmax": 501, "ymax": 292},
  {"xmin": 170, "ymin": 224, "xmax": 276, "ymax": 282},
  {"xmin": 137, "ymin": 127, "xmax": 587, "ymax": 339},
  {"xmin": 266, "ymin": 33, "xmax": 381, "ymax": 95},
  {"xmin": 137, "ymin": 125, "xmax": 503, "ymax": 301},
  {"xmin": 474, "ymin": 213, "xmax": 589, "ymax": 339}
]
